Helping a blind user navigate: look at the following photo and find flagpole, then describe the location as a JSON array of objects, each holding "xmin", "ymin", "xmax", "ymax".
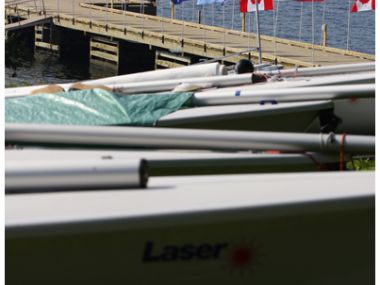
[
  {"xmin": 142, "ymin": 0, "xmax": 145, "ymax": 33},
  {"xmin": 247, "ymin": 11, "xmax": 251, "ymax": 58},
  {"xmin": 181, "ymin": 0, "xmax": 185, "ymax": 41},
  {"xmin": 255, "ymin": 0, "xmax": 262, "ymax": 64},
  {"xmin": 346, "ymin": 0, "xmax": 351, "ymax": 50},
  {"xmin": 232, "ymin": 0, "xmax": 235, "ymax": 29},
  {"xmin": 192, "ymin": 0, "xmax": 195, "ymax": 22},
  {"xmin": 321, "ymin": 0, "xmax": 327, "ymax": 43},
  {"xmin": 222, "ymin": 1, "xmax": 225, "ymax": 28},
  {"xmin": 160, "ymin": 0, "xmax": 164, "ymax": 34},
  {"xmin": 274, "ymin": 0, "xmax": 280, "ymax": 57},
  {"xmin": 311, "ymin": 0, "xmax": 315, "ymax": 66},
  {"xmin": 223, "ymin": 1, "xmax": 226, "ymax": 49},
  {"xmin": 299, "ymin": 2, "xmax": 303, "ymax": 41},
  {"xmin": 212, "ymin": 2, "xmax": 215, "ymax": 26},
  {"xmin": 202, "ymin": 5, "xmax": 206, "ymax": 43}
]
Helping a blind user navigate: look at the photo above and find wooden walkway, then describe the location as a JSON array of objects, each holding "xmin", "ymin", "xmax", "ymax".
[
  {"xmin": 5, "ymin": 0, "xmax": 375, "ymax": 67},
  {"xmin": 5, "ymin": 15, "xmax": 52, "ymax": 31}
]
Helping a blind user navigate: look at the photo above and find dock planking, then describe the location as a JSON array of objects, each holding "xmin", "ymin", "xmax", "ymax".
[{"xmin": 5, "ymin": 0, "xmax": 375, "ymax": 68}]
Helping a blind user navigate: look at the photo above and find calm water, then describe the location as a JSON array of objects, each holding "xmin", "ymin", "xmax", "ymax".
[
  {"xmin": 5, "ymin": 0, "xmax": 375, "ymax": 87},
  {"xmin": 166, "ymin": 0, "xmax": 375, "ymax": 53}
]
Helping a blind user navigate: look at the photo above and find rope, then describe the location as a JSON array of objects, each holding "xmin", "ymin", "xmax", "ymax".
[
  {"xmin": 339, "ymin": 133, "xmax": 347, "ymax": 171},
  {"xmin": 304, "ymin": 152, "xmax": 328, "ymax": 171}
]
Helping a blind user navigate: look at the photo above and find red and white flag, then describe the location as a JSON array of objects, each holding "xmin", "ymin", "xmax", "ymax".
[
  {"xmin": 240, "ymin": 0, "xmax": 274, "ymax": 12},
  {"xmin": 351, "ymin": 0, "xmax": 375, "ymax": 12}
]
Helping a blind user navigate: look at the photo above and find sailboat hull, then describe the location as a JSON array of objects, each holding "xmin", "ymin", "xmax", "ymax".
[{"xmin": 6, "ymin": 172, "xmax": 374, "ymax": 285}]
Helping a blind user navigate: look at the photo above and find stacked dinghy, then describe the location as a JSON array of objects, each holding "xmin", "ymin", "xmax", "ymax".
[{"xmin": 5, "ymin": 62, "xmax": 375, "ymax": 285}]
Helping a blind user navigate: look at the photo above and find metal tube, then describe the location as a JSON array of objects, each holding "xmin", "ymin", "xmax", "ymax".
[
  {"xmin": 5, "ymin": 70, "xmax": 374, "ymax": 99},
  {"xmin": 5, "ymin": 159, "xmax": 148, "ymax": 193},
  {"xmin": 5, "ymin": 124, "xmax": 375, "ymax": 154},
  {"xmin": 113, "ymin": 73, "xmax": 252, "ymax": 93},
  {"xmin": 193, "ymin": 84, "xmax": 375, "ymax": 106},
  {"xmin": 265, "ymin": 62, "xmax": 375, "ymax": 77},
  {"xmin": 5, "ymin": 149, "xmax": 349, "ymax": 176},
  {"xmin": 112, "ymin": 73, "xmax": 374, "ymax": 95},
  {"xmin": 5, "ymin": 62, "xmax": 228, "ymax": 98}
]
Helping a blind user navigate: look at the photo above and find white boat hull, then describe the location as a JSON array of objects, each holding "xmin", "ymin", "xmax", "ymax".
[
  {"xmin": 158, "ymin": 101, "xmax": 333, "ymax": 132},
  {"xmin": 6, "ymin": 172, "xmax": 374, "ymax": 285}
]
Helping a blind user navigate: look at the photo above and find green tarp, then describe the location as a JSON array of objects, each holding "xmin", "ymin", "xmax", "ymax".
[{"xmin": 5, "ymin": 89, "xmax": 193, "ymax": 126}]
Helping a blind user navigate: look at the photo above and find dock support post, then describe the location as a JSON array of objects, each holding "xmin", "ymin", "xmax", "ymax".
[
  {"xmin": 198, "ymin": 10, "xmax": 201, "ymax": 24},
  {"xmin": 321, "ymin": 24, "xmax": 327, "ymax": 47},
  {"xmin": 241, "ymin": 13, "xmax": 246, "ymax": 32}
]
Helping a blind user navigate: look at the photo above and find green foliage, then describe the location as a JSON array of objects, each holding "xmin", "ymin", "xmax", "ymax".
[{"xmin": 347, "ymin": 158, "xmax": 375, "ymax": 171}]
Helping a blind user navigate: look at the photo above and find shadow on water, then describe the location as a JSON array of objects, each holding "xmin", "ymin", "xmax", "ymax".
[
  {"xmin": 5, "ymin": 49, "xmax": 119, "ymax": 88},
  {"xmin": 5, "ymin": 31, "xmax": 117, "ymax": 88}
]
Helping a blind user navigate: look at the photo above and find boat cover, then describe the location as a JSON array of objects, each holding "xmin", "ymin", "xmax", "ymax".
[{"xmin": 5, "ymin": 89, "xmax": 193, "ymax": 126}]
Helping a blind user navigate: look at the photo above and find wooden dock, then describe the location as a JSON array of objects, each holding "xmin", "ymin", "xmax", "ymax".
[{"xmin": 5, "ymin": 0, "xmax": 375, "ymax": 68}]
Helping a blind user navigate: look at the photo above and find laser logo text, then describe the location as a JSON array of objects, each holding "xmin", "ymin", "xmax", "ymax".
[{"xmin": 142, "ymin": 241, "xmax": 229, "ymax": 262}]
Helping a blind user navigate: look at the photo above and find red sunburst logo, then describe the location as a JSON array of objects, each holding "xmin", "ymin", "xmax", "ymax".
[
  {"xmin": 231, "ymin": 245, "xmax": 254, "ymax": 269},
  {"xmin": 226, "ymin": 240, "xmax": 264, "ymax": 274}
]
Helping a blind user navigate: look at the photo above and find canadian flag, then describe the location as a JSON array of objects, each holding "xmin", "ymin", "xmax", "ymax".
[
  {"xmin": 240, "ymin": 0, "xmax": 274, "ymax": 12},
  {"xmin": 351, "ymin": 0, "xmax": 375, "ymax": 12}
]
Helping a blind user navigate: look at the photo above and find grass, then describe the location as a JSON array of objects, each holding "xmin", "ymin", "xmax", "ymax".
[{"xmin": 347, "ymin": 158, "xmax": 375, "ymax": 171}]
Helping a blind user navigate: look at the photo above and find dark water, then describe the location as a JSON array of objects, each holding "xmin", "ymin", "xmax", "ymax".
[
  {"xmin": 5, "ymin": 0, "xmax": 375, "ymax": 87},
  {"xmin": 5, "ymin": 50, "xmax": 118, "ymax": 87}
]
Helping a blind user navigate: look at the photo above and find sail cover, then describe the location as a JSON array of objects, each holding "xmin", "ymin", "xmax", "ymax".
[{"xmin": 5, "ymin": 89, "xmax": 193, "ymax": 126}]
